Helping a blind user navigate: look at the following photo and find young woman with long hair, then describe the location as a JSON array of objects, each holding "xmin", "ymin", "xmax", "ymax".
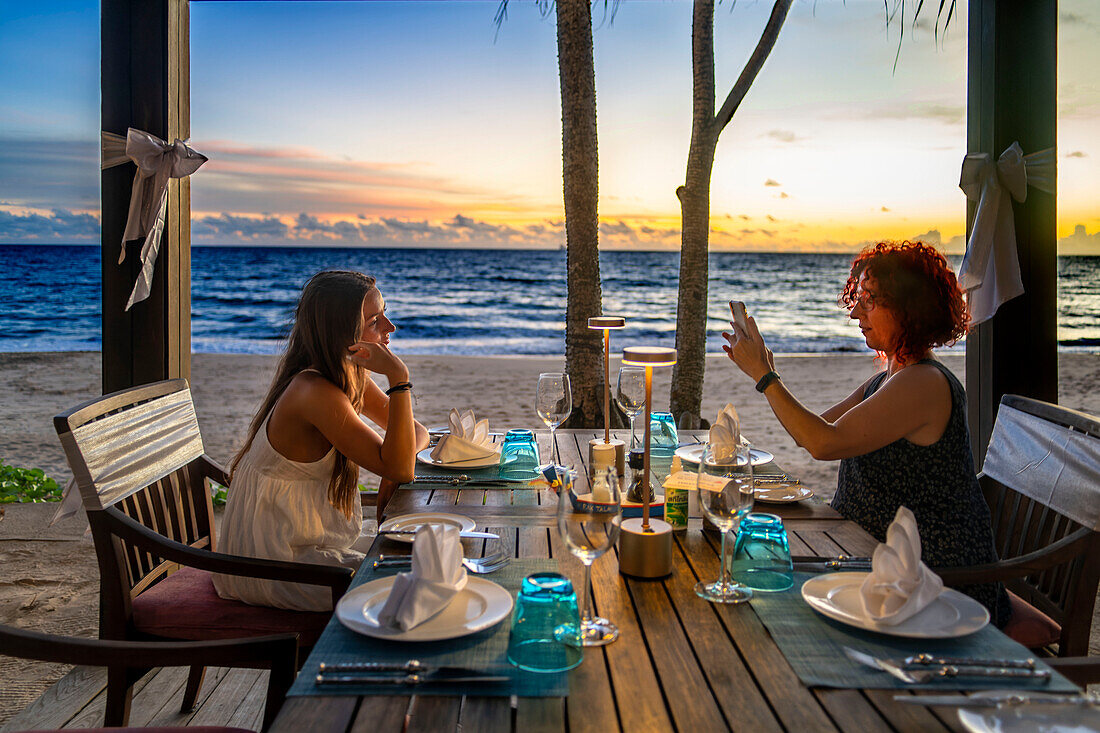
[{"xmin": 213, "ymin": 270, "xmax": 428, "ymax": 611}]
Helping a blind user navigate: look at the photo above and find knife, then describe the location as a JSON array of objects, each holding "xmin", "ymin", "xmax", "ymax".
[
  {"xmin": 378, "ymin": 528, "xmax": 499, "ymax": 539},
  {"xmin": 792, "ymin": 560, "xmax": 873, "ymax": 572},
  {"xmin": 319, "ymin": 661, "xmax": 491, "ymax": 675},
  {"xmin": 894, "ymin": 693, "xmax": 1099, "ymax": 707},
  {"xmin": 316, "ymin": 673, "xmax": 509, "ymax": 686}
]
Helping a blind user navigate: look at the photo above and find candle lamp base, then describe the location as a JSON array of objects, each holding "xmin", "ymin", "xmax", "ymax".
[
  {"xmin": 589, "ymin": 438, "xmax": 626, "ymax": 477},
  {"xmin": 618, "ymin": 517, "xmax": 673, "ymax": 578}
]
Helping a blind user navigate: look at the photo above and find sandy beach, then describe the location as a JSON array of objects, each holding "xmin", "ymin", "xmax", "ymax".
[{"xmin": 1, "ymin": 350, "xmax": 1097, "ymax": 722}]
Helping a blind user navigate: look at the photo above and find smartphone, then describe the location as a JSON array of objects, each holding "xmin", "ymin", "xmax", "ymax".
[{"xmin": 729, "ymin": 301, "xmax": 749, "ymax": 333}]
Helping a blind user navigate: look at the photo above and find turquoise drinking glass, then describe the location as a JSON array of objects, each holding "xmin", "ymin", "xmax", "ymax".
[
  {"xmin": 506, "ymin": 572, "xmax": 583, "ymax": 673},
  {"xmin": 499, "ymin": 429, "xmax": 540, "ymax": 481},
  {"xmin": 730, "ymin": 512, "xmax": 794, "ymax": 592},
  {"xmin": 650, "ymin": 411, "xmax": 678, "ymax": 459}
]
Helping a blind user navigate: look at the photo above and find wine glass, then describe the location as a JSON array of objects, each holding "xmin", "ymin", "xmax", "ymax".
[
  {"xmin": 695, "ymin": 441, "xmax": 755, "ymax": 604},
  {"xmin": 615, "ymin": 366, "xmax": 646, "ymax": 448},
  {"xmin": 536, "ymin": 372, "xmax": 572, "ymax": 465},
  {"xmin": 557, "ymin": 466, "xmax": 622, "ymax": 646}
]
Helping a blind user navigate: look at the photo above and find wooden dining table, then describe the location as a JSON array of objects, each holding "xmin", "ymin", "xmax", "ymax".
[{"xmin": 268, "ymin": 429, "xmax": 975, "ymax": 733}]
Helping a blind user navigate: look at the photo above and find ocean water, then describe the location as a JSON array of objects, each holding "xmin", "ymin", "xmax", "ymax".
[{"xmin": 1, "ymin": 244, "xmax": 1097, "ymax": 356}]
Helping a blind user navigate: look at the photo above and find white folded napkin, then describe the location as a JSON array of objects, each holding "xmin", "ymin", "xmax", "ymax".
[
  {"xmin": 430, "ymin": 408, "xmax": 498, "ymax": 463},
  {"xmin": 859, "ymin": 506, "xmax": 945, "ymax": 626},
  {"xmin": 377, "ymin": 524, "xmax": 468, "ymax": 631},
  {"xmin": 708, "ymin": 403, "xmax": 741, "ymax": 463}
]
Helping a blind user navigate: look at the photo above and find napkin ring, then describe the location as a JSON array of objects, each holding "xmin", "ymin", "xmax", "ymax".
[
  {"xmin": 386, "ymin": 381, "xmax": 413, "ymax": 396},
  {"xmin": 755, "ymin": 371, "xmax": 781, "ymax": 393}
]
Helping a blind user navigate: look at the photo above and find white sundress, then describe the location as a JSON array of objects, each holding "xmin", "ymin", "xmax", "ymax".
[{"xmin": 213, "ymin": 411, "xmax": 364, "ymax": 612}]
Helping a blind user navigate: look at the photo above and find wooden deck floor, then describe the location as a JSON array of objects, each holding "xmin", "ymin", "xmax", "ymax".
[{"xmin": 1, "ymin": 665, "xmax": 269, "ymax": 732}]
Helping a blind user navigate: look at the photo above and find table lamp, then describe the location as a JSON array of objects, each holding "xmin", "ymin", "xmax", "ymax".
[
  {"xmin": 617, "ymin": 346, "xmax": 676, "ymax": 578},
  {"xmin": 587, "ymin": 316, "xmax": 627, "ymax": 477}
]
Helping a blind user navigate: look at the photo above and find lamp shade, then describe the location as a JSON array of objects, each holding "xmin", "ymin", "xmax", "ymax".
[
  {"xmin": 622, "ymin": 346, "xmax": 677, "ymax": 367},
  {"xmin": 587, "ymin": 316, "xmax": 626, "ymax": 329}
]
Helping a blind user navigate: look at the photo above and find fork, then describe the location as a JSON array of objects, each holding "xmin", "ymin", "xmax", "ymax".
[
  {"xmin": 373, "ymin": 552, "xmax": 510, "ymax": 574},
  {"xmin": 844, "ymin": 647, "xmax": 1051, "ymax": 684}
]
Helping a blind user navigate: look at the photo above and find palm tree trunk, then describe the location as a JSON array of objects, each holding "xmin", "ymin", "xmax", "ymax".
[
  {"xmin": 670, "ymin": 0, "xmax": 718, "ymax": 428},
  {"xmin": 670, "ymin": 0, "xmax": 792, "ymax": 428},
  {"xmin": 556, "ymin": 0, "xmax": 606, "ymax": 428}
]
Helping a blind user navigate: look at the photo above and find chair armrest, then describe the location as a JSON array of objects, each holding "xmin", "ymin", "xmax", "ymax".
[
  {"xmin": 360, "ymin": 489, "xmax": 378, "ymax": 507},
  {"xmin": 0, "ymin": 624, "xmax": 297, "ymax": 671},
  {"xmin": 104, "ymin": 507, "xmax": 353, "ymax": 598},
  {"xmin": 933, "ymin": 527, "xmax": 1094, "ymax": 585},
  {"xmin": 196, "ymin": 454, "xmax": 230, "ymax": 486},
  {"xmin": 1046, "ymin": 657, "xmax": 1100, "ymax": 686}
]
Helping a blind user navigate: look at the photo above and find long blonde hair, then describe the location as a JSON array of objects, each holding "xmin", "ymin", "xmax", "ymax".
[{"xmin": 230, "ymin": 270, "xmax": 377, "ymax": 520}]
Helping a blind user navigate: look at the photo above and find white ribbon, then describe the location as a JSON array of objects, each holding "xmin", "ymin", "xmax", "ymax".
[
  {"xmin": 101, "ymin": 128, "xmax": 207, "ymax": 310},
  {"xmin": 957, "ymin": 142, "xmax": 1055, "ymax": 326}
]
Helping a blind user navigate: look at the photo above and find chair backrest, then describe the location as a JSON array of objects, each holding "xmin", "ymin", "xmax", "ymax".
[
  {"xmin": 979, "ymin": 394, "xmax": 1100, "ymax": 655},
  {"xmin": 54, "ymin": 379, "xmax": 219, "ymax": 634}
]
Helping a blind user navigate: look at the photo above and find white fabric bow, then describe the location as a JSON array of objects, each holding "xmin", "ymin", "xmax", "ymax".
[
  {"xmin": 957, "ymin": 142, "xmax": 1055, "ymax": 326},
  {"xmin": 430, "ymin": 408, "xmax": 498, "ymax": 463},
  {"xmin": 708, "ymin": 403, "xmax": 741, "ymax": 464},
  {"xmin": 101, "ymin": 128, "xmax": 208, "ymax": 310},
  {"xmin": 377, "ymin": 524, "xmax": 468, "ymax": 631},
  {"xmin": 859, "ymin": 506, "xmax": 944, "ymax": 625}
]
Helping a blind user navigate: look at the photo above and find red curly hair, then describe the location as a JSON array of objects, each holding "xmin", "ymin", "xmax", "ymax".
[{"xmin": 839, "ymin": 241, "xmax": 969, "ymax": 366}]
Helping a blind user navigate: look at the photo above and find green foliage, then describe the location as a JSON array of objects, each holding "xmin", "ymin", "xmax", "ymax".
[
  {"xmin": 210, "ymin": 481, "xmax": 228, "ymax": 508},
  {"xmin": 0, "ymin": 460, "xmax": 62, "ymax": 504}
]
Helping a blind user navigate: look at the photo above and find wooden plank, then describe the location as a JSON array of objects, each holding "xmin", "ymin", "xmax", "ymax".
[
  {"xmin": 221, "ymin": 670, "xmax": 270, "ymax": 732},
  {"xmin": 679, "ymin": 531, "xmax": 839, "ymax": 732},
  {"xmin": 863, "ymin": 689, "xmax": 954, "ymax": 732},
  {"xmin": 459, "ymin": 697, "xmax": 510, "ymax": 731},
  {"xmin": 813, "ymin": 690, "xmax": 893, "ymax": 733},
  {"xmin": 662, "ymin": 537, "xmax": 782, "ymax": 731},
  {"xmin": 516, "ymin": 696, "xmax": 565, "ymax": 732},
  {"xmin": 546, "ymin": 530, "xmax": 619, "ymax": 733},
  {"xmin": 141, "ymin": 665, "xmax": 234, "ymax": 729},
  {"xmin": 0, "ymin": 666, "xmax": 106, "ymax": 732},
  {"xmin": 824, "ymin": 522, "xmax": 879, "ymax": 556},
  {"xmin": 623, "ymin": 565, "xmax": 730, "ymax": 730},
  {"xmin": 350, "ymin": 697, "xmax": 409, "ymax": 733},
  {"xmin": 587, "ymin": 538, "xmax": 673, "ymax": 731},
  {"xmin": 269, "ymin": 696, "xmax": 357, "ymax": 733},
  {"xmin": 406, "ymin": 696, "xmax": 461, "ymax": 732},
  {"xmin": 59, "ymin": 664, "xmax": 172, "ymax": 730},
  {"xmin": 186, "ymin": 667, "xmax": 265, "ymax": 728},
  {"xmin": 790, "ymin": 529, "xmax": 848, "ymax": 559},
  {"xmin": 114, "ymin": 664, "xmax": 187, "ymax": 727}
]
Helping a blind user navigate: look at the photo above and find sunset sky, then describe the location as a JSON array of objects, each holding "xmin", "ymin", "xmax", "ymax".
[{"xmin": 0, "ymin": 0, "xmax": 1097, "ymax": 253}]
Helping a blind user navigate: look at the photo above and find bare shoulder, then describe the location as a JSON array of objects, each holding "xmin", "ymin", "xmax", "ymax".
[
  {"xmin": 280, "ymin": 371, "xmax": 352, "ymax": 413},
  {"xmin": 879, "ymin": 362, "xmax": 951, "ymax": 401}
]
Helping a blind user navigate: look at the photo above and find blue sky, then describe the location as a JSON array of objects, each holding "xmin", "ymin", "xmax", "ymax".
[{"xmin": 0, "ymin": 0, "xmax": 1096, "ymax": 252}]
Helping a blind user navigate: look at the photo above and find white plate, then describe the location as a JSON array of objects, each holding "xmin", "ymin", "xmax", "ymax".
[
  {"xmin": 335, "ymin": 575, "xmax": 514, "ymax": 642},
  {"xmin": 801, "ymin": 572, "xmax": 990, "ymax": 638},
  {"xmin": 378, "ymin": 512, "xmax": 477, "ymax": 544},
  {"xmin": 957, "ymin": 693, "xmax": 1100, "ymax": 733},
  {"xmin": 755, "ymin": 484, "xmax": 815, "ymax": 503},
  {"xmin": 416, "ymin": 447, "xmax": 501, "ymax": 470},
  {"xmin": 674, "ymin": 443, "xmax": 775, "ymax": 467}
]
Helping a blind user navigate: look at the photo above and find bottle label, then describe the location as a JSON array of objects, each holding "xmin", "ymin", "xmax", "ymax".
[{"xmin": 665, "ymin": 486, "xmax": 688, "ymax": 529}]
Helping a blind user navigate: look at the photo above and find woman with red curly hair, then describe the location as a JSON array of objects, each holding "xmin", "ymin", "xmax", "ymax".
[{"xmin": 723, "ymin": 240, "xmax": 1009, "ymax": 625}]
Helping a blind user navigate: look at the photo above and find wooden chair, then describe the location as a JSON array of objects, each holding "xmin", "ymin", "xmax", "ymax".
[
  {"xmin": 0, "ymin": 623, "xmax": 296, "ymax": 731},
  {"xmin": 937, "ymin": 395, "xmax": 1100, "ymax": 656},
  {"xmin": 54, "ymin": 379, "xmax": 353, "ymax": 727}
]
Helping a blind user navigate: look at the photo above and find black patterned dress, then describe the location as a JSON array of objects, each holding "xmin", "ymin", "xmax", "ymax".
[{"xmin": 830, "ymin": 359, "xmax": 1011, "ymax": 627}]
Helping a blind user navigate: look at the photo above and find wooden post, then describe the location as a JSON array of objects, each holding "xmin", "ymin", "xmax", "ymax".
[
  {"xmin": 965, "ymin": 0, "xmax": 1057, "ymax": 468},
  {"xmin": 101, "ymin": 0, "xmax": 191, "ymax": 394}
]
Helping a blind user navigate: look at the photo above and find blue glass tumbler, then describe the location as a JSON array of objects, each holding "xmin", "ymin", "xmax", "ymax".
[
  {"xmin": 499, "ymin": 429, "xmax": 541, "ymax": 481},
  {"xmin": 506, "ymin": 572, "xmax": 583, "ymax": 673},
  {"xmin": 730, "ymin": 512, "xmax": 794, "ymax": 592},
  {"xmin": 650, "ymin": 411, "xmax": 678, "ymax": 460}
]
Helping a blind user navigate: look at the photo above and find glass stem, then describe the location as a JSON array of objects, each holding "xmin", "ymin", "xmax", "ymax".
[
  {"xmin": 581, "ymin": 561, "xmax": 594, "ymax": 625},
  {"xmin": 550, "ymin": 426, "xmax": 558, "ymax": 464},
  {"xmin": 719, "ymin": 529, "xmax": 729, "ymax": 589}
]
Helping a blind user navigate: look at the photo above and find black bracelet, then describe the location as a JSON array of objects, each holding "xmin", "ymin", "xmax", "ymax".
[
  {"xmin": 385, "ymin": 381, "xmax": 413, "ymax": 396},
  {"xmin": 755, "ymin": 370, "xmax": 781, "ymax": 393}
]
